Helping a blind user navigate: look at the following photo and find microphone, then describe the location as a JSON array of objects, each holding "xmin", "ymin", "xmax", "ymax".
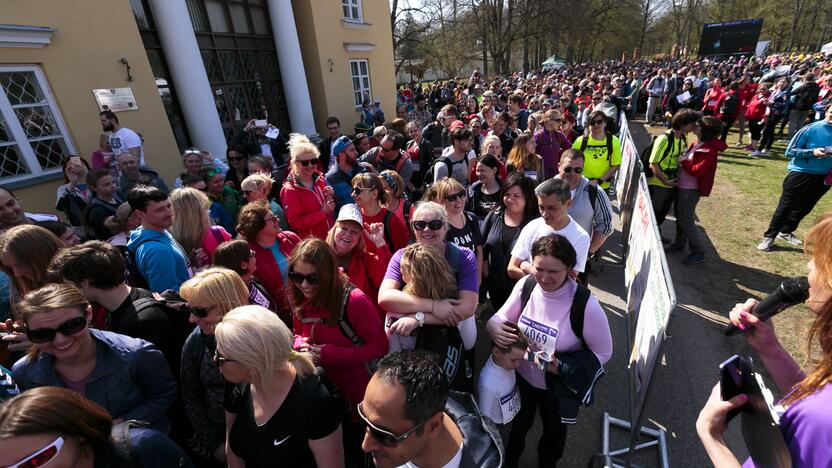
[{"xmin": 725, "ymin": 277, "xmax": 810, "ymax": 336}]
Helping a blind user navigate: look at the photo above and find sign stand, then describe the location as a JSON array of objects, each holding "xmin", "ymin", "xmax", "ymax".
[{"xmin": 601, "ymin": 413, "xmax": 669, "ymax": 468}]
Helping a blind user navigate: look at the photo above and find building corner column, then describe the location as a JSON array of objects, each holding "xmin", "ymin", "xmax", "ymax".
[
  {"xmin": 148, "ymin": 0, "xmax": 227, "ymax": 158},
  {"xmin": 266, "ymin": 0, "xmax": 319, "ymax": 141}
]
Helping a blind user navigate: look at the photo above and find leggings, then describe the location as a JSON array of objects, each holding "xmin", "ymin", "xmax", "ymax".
[
  {"xmin": 758, "ymin": 115, "xmax": 784, "ymax": 151},
  {"xmin": 505, "ymin": 374, "xmax": 568, "ymax": 467},
  {"xmin": 747, "ymin": 119, "xmax": 764, "ymax": 141},
  {"xmin": 720, "ymin": 117, "xmax": 736, "ymax": 141}
]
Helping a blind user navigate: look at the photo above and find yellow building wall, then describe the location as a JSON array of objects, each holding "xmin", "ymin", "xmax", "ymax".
[
  {"xmin": 293, "ymin": 0, "xmax": 397, "ymax": 135},
  {"xmin": 0, "ymin": 0, "xmax": 180, "ymax": 216}
]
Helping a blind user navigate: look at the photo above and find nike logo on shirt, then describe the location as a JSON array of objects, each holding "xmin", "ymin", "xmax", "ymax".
[{"xmin": 273, "ymin": 435, "xmax": 291, "ymax": 446}]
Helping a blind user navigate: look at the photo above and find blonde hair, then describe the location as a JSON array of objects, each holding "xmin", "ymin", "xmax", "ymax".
[
  {"xmin": 412, "ymin": 201, "xmax": 449, "ymax": 225},
  {"xmin": 240, "ymin": 172, "xmax": 274, "ymax": 195},
  {"xmin": 372, "ymin": 126, "xmax": 388, "ymax": 139},
  {"xmin": 215, "ymin": 305, "xmax": 315, "ymax": 385},
  {"xmin": 424, "ymin": 177, "xmax": 465, "ymax": 205},
  {"xmin": 169, "ymin": 187, "xmax": 211, "ymax": 257},
  {"xmin": 507, "ymin": 133, "xmax": 541, "ymax": 173},
  {"xmin": 288, "ymin": 133, "xmax": 320, "ymax": 165},
  {"xmin": 480, "ymin": 134, "xmax": 501, "ymax": 156},
  {"xmin": 179, "ymin": 267, "xmax": 249, "ymax": 316},
  {"xmin": 326, "ymin": 220, "xmax": 366, "ymax": 255},
  {"xmin": 400, "ymin": 243, "xmax": 457, "ymax": 300}
]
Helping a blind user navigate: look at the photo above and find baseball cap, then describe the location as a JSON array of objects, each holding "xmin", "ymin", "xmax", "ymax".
[
  {"xmin": 331, "ymin": 135, "xmax": 353, "ymax": 157},
  {"xmin": 449, "ymin": 120, "xmax": 465, "ymax": 131},
  {"xmin": 337, "ymin": 203, "xmax": 363, "ymax": 225}
]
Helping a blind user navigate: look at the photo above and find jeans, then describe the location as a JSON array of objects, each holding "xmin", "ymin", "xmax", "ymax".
[
  {"xmin": 674, "ymin": 189, "xmax": 703, "ymax": 254},
  {"xmin": 759, "ymin": 115, "xmax": 784, "ymax": 151},
  {"xmin": 788, "ymin": 109, "xmax": 810, "ymax": 140},
  {"xmin": 505, "ymin": 375, "xmax": 568, "ymax": 467},
  {"xmin": 646, "ymin": 96, "xmax": 662, "ymax": 122},
  {"xmin": 649, "ymin": 185, "xmax": 677, "ymax": 227},
  {"xmin": 764, "ymin": 171, "xmax": 831, "ymax": 238}
]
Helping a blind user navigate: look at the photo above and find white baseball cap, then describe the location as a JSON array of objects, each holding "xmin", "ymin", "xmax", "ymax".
[{"xmin": 336, "ymin": 203, "xmax": 363, "ymax": 226}]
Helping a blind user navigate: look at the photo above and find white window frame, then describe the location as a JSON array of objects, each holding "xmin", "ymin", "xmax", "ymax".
[
  {"xmin": 342, "ymin": 0, "xmax": 363, "ymax": 23},
  {"xmin": 349, "ymin": 59, "xmax": 372, "ymax": 109},
  {"xmin": 0, "ymin": 64, "xmax": 76, "ymax": 184}
]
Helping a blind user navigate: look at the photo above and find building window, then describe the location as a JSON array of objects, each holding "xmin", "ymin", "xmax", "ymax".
[
  {"xmin": 349, "ymin": 59, "xmax": 371, "ymax": 108},
  {"xmin": 342, "ymin": 0, "xmax": 362, "ymax": 22},
  {"xmin": 0, "ymin": 66, "xmax": 75, "ymax": 183}
]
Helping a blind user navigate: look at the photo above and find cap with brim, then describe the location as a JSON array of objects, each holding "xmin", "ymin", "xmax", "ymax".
[
  {"xmin": 337, "ymin": 203, "xmax": 363, "ymax": 226},
  {"xmin": 332, "ymin": 135, "xmax": 353, "ymax": 157}
]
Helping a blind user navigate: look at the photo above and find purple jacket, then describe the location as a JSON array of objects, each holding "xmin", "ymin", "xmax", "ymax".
[{"xmin": 534, "ymin": 129, "xmax": 570, "ymax": 179}]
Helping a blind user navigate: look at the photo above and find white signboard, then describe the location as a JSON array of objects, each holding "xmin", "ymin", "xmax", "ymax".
[{"xmin": 93, "ymin": 88, "xmax": 138, "ymax": 112}]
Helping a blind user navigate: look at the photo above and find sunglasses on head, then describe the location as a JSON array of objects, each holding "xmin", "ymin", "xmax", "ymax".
[
  {"xmin": 25, "ymin": 316, "xmax": 87, "ymax": 344},
  {"xmin": 288, "ymin": 271, "xmax": 320, "ymax": 285},
  {"xmin": 445, "ymin": 191, "xmax": 465, "ymax": 202},
  {"xmin": 297, "ymin": 158, "xmax": 318, "ymax": 167},
  {"xmin": 562, "ymin": 166, "xmax": 583, "ymax": 174},
  {"xmin": 357, "ymin": 402, "xmax": 427, "ymax": 447},
  {"xmin": 590, "ymin": 119, "xmax": 605, "ymax": 126},
  {"xmin": 8, "ymin": 436, "xmax": 64, "ymax": 468},
  {"xmin": 412, "ymin": 219, "xmax": 444, "ymax": 231}
]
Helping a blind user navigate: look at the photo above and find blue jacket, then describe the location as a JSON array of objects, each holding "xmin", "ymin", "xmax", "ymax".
[
  {"xmin": 127, "ymin": 227, "xmax": 191, "ymax": 293},
  {"xmin": 12, "ymin": 329, "xmax": 177, "ymax": 431},
  {"xmin": 786, "ymin": 120, "xmax": 832, "ymax": 175},
  {"xmin": 326, "ymin": 164, "xmax": 359, "ymax": 212}
]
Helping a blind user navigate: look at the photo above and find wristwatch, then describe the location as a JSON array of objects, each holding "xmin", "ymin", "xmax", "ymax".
[{"xmin": 415, "ymin": 312, "xmax": 425, "ymax": 328}]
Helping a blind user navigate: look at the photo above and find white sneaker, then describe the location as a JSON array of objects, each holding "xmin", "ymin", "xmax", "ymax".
[
  {"xmin": 760, "ymin": 149, "xmax": 768, "ymax": 155},
  {"xmin": 749, "ymin": 150, "xmax": 763, "ymax": 157},
  {"xmin": 777, "ymin": 232, "xmax": 803, "ymax": 246},
  {"xmin": 757, "ymin": 237, "xmax": 774, "ymax": 251}
]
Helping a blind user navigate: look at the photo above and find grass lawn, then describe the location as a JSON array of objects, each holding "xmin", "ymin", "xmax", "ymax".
[{"xmin": 644, "ymin": 122, "xmax": 831, "ymax": 366}]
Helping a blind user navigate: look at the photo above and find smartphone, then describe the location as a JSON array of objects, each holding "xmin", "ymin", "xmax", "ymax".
[
  {"xmin": 720, "ymin": 355, "xmax": 753, "ymax": 421},
  {"xmin": 254, "ymin": 119, "xmax": 268, "ymax": 128}
]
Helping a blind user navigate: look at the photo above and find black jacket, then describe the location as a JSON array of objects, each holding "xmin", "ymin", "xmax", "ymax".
[
  {"xmin": 795, "ymin": 81, "xmax": 820, "ymax": 111},
  {"xmin": 481, "ymin": 208, "xmax": 536, "ymax": 307},
  {"xmin": 545, "ymin": 349, "xmax": 604, "ymax": 424},
  {"xmin": 445, "ymin": 391, "xmax": 504, "ymax": 468}
]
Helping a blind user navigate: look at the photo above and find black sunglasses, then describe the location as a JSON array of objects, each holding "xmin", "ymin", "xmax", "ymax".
[
  {"xmin": 590, "ymin": 119, "xmax": 606, "ymax": 126},
  {"xmin": 186, "ymin": 304, "xmax": 212, "ymax": 318},
  {"xmin": 562, "ymin": 166, "xmax": 583, "ymax": 174},
  {"xmin": 412, "ymin": 219, "xmax": 444, "ymax": 231},
  {"xmin": 357, "ymin": 402, "xmax": 427, "ymax": 447},
  {"xmin": 288, "ymin": 271, "xmax": 320, "ymax": 285},
  {"xmin": 352, "ymin": 186, "xmax": 374, "ymax": 196},
  {"xmin": 445, "ymin": 191, "xmax": 465, "ymax": 202},
  {"xmin": 213, "ymin": 350, "xmax": 237, "ymax": 365},
  {"xmin": 227, "ymin": 156, "xmax": 246, "ymax": 162},
  {"xmin": 298, "ymin": 158, "xmax": 318, "ymax": 167},
  {"xmin": 26, "ymin": 316, "xmax": 87, "ymax": 344}
]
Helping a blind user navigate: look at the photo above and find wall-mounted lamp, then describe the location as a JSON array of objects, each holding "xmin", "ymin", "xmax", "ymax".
[
  {"xmin": 328, "ymin": 59, "xmax": 334, "ymax": 73},
  {"xmin": 119, "ymin": 58, "xmax": 133, "ymax": 82}
]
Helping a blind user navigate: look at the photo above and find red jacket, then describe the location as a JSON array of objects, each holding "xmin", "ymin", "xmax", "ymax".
[
  {"xmin": 292, "ymin": 287, "xmax": 388, "ymax": 408},
  {"xmin": 362, "ymin": 208, "xmax": 410, "ymax": 254},
  {"xmin": 715, "ymin": 91, "xmax": 739, "ymax": 119},
  {"xmin": 702, "ymin": 87, "xmax": 724, "ymax": 114},
  {"xmin": 248, "ymin": 231, "xmax": 301, "ymax": 325},
  {"xmin": 280, "ymin": 172, "xmax": 334, "ymax": 240},
  {"xmin": 342, "ymin": 247, "xmax": 391, "ymax": 321},
  {"xmin": 680, "ymin": 140, "xmax": 727, "ymax": 197},
  {"xmin": 745, "ymin": 92, "xmax": 770, "ymax": 121}
]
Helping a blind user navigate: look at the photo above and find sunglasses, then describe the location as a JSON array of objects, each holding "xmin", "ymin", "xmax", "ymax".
[
  {"xmin": 445, "ymin": 191, "xmax": 465, "ymax": 202},
  {"xmin": 562, "ymin": 166, "xmax": 584, "ymax": 174},
  {"xmin": 228, "ymin": 156, "xmax": 246, "ymax": 162},
  {"xmin": 297, "ymin": 158, "xmax": 318, "ymax": 167},
  {"xmin": 352, "ymin": 186, "xmax": 374, "ymax": 196},
  {"xmin": 288, "ymin": 271, "xmax": 320, "ymax": 285},
  {"xmin": 357, "ymin": 402, "xmax": 427, "ymax": 447},
  {"xmin": 412, "ymin": 219, "xmax": 444, "ymax": 231},
  {"xmin": 26, "ymin": 316, "xmax": 87, "ymax": 344},
  {"xmin": 8, "ymin": 436, "xmax": 64, "ymax": 468},
  {"xmin": 590, "ymin": 119, "xmax": 606, "ymax": 126},
  {"xmin": 213, "ymin": 350, "xmax": 237, "ymax": 365},
  {"xmin": 186, "ymin": 304, "xmax": 213, "ymax": 318}
]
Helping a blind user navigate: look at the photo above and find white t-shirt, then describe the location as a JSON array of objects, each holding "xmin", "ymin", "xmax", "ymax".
[
  {"xmin": 477, "ymin": 356, "xmax": 520, "ymax": 425},
  {"xmin": 398, "ymin": 443, "xmax": 463, "ymax": 468},
  {"xmin": 109, "ymin": 127, "xmax": 145, "ymax": 165},
  {"xmin": 510, "ymin": 216, "xmax": 590, "ymax": 272}
]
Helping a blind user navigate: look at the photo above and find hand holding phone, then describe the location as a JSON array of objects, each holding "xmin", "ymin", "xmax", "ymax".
[{"xmin": 254, "ymin": 119, "xmax": 268, "ymax": 128}]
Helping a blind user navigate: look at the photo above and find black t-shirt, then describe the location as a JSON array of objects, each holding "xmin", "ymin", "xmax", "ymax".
[
  {"xmin": 445, "ymin": 211, "xmax": 482, "ymax": 253},
  {"xmin": 225, "ymin": 373, "xmax": 340, "ymax": 468},
  {"xmin": 500, "ymin": 223, "xmax": 521, "ymax": 256},
  {"xmin": 471, "ymin": 187, "xmax": 500, "ymax": 219}
]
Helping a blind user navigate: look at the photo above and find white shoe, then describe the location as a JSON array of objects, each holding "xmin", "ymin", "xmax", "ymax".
[
  {"xmin": 777, "ymin": 232, "xmax": 803, "ymax": 246},
  {"xmin": 749, "ymin": 150, "xmax": 763, "ymax": 157},
  {"xmin": 757, "ymin": 237, "xmax": 774, "ymax": 251}
]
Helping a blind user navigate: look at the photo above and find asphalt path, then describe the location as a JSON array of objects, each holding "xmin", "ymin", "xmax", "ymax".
[{"xmin": 476, "ymin": 121, "xmax": 761, "ymax": 468}]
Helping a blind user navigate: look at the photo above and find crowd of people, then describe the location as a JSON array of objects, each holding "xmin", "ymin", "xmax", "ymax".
[{"xmin": 0, "ymin": 49, "xmax": 829, "ymax": 468}]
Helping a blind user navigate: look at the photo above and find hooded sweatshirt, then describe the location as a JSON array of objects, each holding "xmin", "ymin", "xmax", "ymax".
[{"xmin": 127, "ymin": 227, "xmax": 191, "ymax": 293}]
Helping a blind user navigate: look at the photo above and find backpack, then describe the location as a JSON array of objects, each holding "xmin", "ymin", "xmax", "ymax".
[
  {"xmin": 579, "ymin": 133, "xmax": 614, "ymax": 161},
  {"xmin": 639, "ymin": 130, "xmax": 682, "ymax": 178},
  {"xmin": 381, "ymin": 210, "xmax": 396, "ymax": 253},
  {"xmin": 423, "ymin": 155, "xmax": 468, "ymax": 188},
  {"xmin": 587, "ymin": 183, "xmax": 598, "ymax": 212},
  {"xmin": 335, "ymin": 284, "xmax": 380, "ymax": 375},
  {"xmin": 117, "ymin": 244, "xmax": 153, "ymax": 289},
  {"xmin": 519, "ymin": 276, "xmax": 591, "ymax": 348},
  {"xmin": 720, "ymin": 93, "xmax": 738, "ymax": 116},
  {"xmin": 110, "ymin": 420, "xmax": 150, "ymax": 468},
  {"xmin": 112, "ymin": 293, "xmax": 195, "ymax": 350}
]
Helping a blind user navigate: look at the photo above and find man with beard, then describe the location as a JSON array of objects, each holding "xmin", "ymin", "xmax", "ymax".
[
  {"xmin": 99, "ymin": 110, "xmax": 145, "ymax": 165},
  {"xmin": 326, "ymin": 135, "xmax": 366, "ymax": 211}
]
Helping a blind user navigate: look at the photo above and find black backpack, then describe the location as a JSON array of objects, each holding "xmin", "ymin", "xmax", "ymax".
[
  {"xmin": 423, "ymin": 155, "xmax": 468, "ymax": 188},
  {"xmin": 640, "ymin": 130, "xmax": 682, "ymax": 178},
  {"xmin": 720, "ymin": 93, "xmax": 738, "ymax": 116},
  {"xmin": 117, "ymin": 244, "xmax": 152, "ymax": 290},
  {"xmin": 579, "ymin": 133, "xmax": 614, "ymax": 161},
  {"xmin": 519, "ymin": 276, "xmax": 591, "ymax": 348},
  {"xmin": 112, "ymin": 293, "xmax": 195, "ymax": 350}
]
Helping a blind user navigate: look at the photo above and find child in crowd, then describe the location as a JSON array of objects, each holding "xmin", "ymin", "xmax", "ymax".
[
  {"xmin": 385, "ymin": 243, "xmax": 477, "ymax": 352},
  {"xmin": 477, "ymin": 322, "xmax": 528, "ymax": 445},
  {"xmin": 84, "ymin": 169, "xmax": 123, "ymax": 240}
]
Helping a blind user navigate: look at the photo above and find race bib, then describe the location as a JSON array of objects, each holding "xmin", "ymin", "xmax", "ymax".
[
  {"xmin": 499, "ymin": 384, "xmax": 521, "ymax": 423},
  {"xmin": 518, "ymin": 315, "xmax": 558, "ymax": 357},
  {"xmin": 524, "ymin": 170, "xmax": 538, "ymax": 180},
  {"xmin": 708, "ymin": 100, "xmax": 717, "ymax": 107},
  {"xmin": 249, "ymin": 287, "xmax": 271, "ymax": 309}
]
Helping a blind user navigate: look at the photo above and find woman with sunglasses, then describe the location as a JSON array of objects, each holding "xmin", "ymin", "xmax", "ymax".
[
  {"xmin": 351, "ymin": 173, "xmax": 410, "ymax": 253},
  {"xmin": 571, "ymin": 109, "xmax": 621, "ymax": 190},
  {"xmin": 425, "ymin": 178, "xmax": 484, "ymax": 279},
  {"xmin": 173, "ymin": 148, "xmax": 228, "ymax": 189},
  {"xmin": 280, "ymin": 134, "xmax": 335, "ymax": 240},
  {"xmin": 240, "ymin": 173, "xmax": 290, "ymax": 231},
  {"xmin": 0, "ymin": 386, "xmax": 193, "ymax": 468},
  {"xmin": 481, "ymin": 173, "xmax": 539, "ymax": 307},
  {"xmin": 506, "ymin": 133, "xmax": 545, "ymax": 186},
  {"xmin": 236, "ymin": 200, "xmax": 300, "ymax": 325},
  {"xmin": 535, "ymin": 109, "xmax": 572, "ymax": 179},
  {"xmin": 179, "ymin": 268, "xmax": 250, "ymax": 465},
  {"xmin": 224, "ymin": 144, "xmax": 250, "ymax": 191},
  {"xmin": 218, "ymin": 306, "xmax": 344, "ymax": 468},
  {"xmin": 289, "ymin": 238, "xmax": 387, "ymax": 410},
  {"xmin": 466, "ymin": 154, "xmax": 503, "ymax": 222},
  {"xmin": 11, "ymin": 283, "xmax": 177, "ymax": 432},
  {"xmin": 170, "ymin": 188, "xmax": 232, "ymax": 271}
]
